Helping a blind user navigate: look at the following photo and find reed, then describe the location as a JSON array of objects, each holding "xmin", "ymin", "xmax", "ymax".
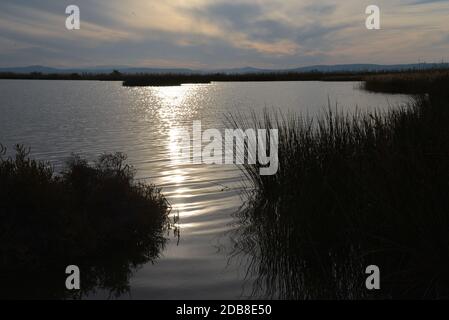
[
  {"xmin": 362, "ymin": 69, "xmax": 449, "ymax": 94},
  {"xmin": 231, "ymin": 84, "xmax": 449, "ymax": 299}
]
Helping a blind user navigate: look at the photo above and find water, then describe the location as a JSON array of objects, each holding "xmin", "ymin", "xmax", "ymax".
[{"xmin": 0, "ymin": 80, "xmax": 410, "ymax": 299}]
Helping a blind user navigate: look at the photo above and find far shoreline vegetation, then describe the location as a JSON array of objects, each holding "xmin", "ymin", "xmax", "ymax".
[{"xmin": 0, "ymin": 67, "xmax": 448, "ymax": 88}]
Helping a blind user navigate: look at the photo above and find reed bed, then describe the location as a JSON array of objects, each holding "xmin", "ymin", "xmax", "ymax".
[{"xmin": 231, "ymin": 85, "xmax": 449, "ymax": 299}]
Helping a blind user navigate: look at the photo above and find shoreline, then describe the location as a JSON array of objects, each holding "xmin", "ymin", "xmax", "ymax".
[{"xmin": 1, "ymin": 68, "xmax": 447, "ymax": 87}]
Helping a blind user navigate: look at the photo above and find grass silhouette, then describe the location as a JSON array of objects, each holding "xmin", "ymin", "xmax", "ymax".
[
  {"xmin": 231, "ymin": 78, "xmax": 449, "ymax": 299},
  {"xmin": 363, "ymin": 70, "xmax": 449, "ymax": 94}
]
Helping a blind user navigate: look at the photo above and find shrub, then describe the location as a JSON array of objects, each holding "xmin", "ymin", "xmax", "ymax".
[{"xmin": 0, "ymin": 146, "xmax": 171, "ymax": 298}]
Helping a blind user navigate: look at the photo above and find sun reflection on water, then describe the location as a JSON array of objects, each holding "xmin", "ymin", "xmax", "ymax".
[
  {"xmin": 127, "ymin": 83, "xmax": 235, "ymax": 237},
  {"xmin": 153, "ymin": 84, "xmax": 205, "ymax": 126},
  {"xmin": 147, "ymin": 85, "xmax": 206, "ymax": 222},
  {"xmin": 154, "ymin": 85, "xmax": 191, "ymax": 107}
]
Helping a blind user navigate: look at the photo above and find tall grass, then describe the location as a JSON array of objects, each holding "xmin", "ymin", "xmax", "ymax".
[
  {"xmin": 363, "ymin": 70, "xmax": 449, "ymax": 94},
  {"xmin": 231, "ymin": 87, "xmax": 449, "ymax": 299},
  {"xmin": 0, "ymin": 147, "xmax": 171, "ymax": 299}
]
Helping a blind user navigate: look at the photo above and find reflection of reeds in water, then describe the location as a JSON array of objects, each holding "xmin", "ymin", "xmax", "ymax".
[
  {"xmin": 230, "ymin": 84, "xmax": 449, "ymax": 299},
  {"xmin": 233, "ymin": 201, "xmax": 367, "ymax": 299},
  {"xmin": 0, "ymin": 147, "xmax": 172, "ymax": 299}
]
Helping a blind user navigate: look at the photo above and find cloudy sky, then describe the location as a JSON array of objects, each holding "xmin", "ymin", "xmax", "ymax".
[{"xmin": 1, "ymin": 0, "xmax": 448, "ymax": 69}]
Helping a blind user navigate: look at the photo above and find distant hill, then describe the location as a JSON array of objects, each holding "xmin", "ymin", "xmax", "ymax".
[
  {"xmin": 289, "ymin": 63, "xmax": 449, "ymax": 73},
  {"xmin": 0, "ymin": 65, "xmax": 196, "ymax": 75},
  {"xmin": 209, "ymin": 66, "xmax": 269, "ymax": 74},
  {"xmin": 0, "ymin": 65, "xmax": 63, "ymax": 74},
  {"xmin": 1, "ymin": 63, "xmax": 448, "ymax": 75}
]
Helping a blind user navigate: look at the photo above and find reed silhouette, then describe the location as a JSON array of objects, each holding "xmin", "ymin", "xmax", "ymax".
[
  {"xmin": 231, "ymin": 78, "xmax": 449, "ymax": 299},
  {"xmin": 363, "ymin": 70, "xmax": 449, "ymax": 94}
]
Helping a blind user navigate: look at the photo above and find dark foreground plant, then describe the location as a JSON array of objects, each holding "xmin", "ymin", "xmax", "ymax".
[
  {"xmin": 230, "ymin": 85, "xmax": 449, "ymax": 299},
  {"xmin": 0, "ymin": 148, "xmax": 171, "ymax": 299}
]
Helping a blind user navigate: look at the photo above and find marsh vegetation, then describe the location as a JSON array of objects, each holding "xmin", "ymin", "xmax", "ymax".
[
  {"xmin": 363, "ymin": 70, "xmax": 449, "ymax": 94},
  {"xmin": 3, "ymin": 68, "xmax": 448, "ymax": 87},
  {"xmin": 0, "ymin": 147, "xmax": 172, "ymax": 299},
  {"xmin": 231, "ymin": 76, "xmax": 449, "ymax": 299}
]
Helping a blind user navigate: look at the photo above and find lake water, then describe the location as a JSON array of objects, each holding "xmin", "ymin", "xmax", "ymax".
[{"xmin": 0, "ymin": 80, "xmax": 410, "ymax": 299}]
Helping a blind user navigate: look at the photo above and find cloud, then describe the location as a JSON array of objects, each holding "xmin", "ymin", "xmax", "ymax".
[
  {"xmin": 0, "ymin": 0, "xmax": 448, "ymax": 68},
  {"xmin": 303, "ymin": 3, "xmax": 337, "ymax": 15},
  {"xmin": 410, "ymin": 0, "xmax": 448, "ymax": 4}
]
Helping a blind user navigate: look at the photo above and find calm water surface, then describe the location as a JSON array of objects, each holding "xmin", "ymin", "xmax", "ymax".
[{"xmin": 0, "ymin": 80, "xmax": 410, "ymax": 299}]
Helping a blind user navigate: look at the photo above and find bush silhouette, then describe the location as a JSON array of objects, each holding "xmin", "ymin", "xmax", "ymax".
[{"xmin": 0, "ymin": 146, "xmax": 171, "ymax": 298}]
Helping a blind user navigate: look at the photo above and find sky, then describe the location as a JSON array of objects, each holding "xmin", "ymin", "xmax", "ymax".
[{"xmin": 1, "ymin": 0, "xmax": 449, "ymax": 69}]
